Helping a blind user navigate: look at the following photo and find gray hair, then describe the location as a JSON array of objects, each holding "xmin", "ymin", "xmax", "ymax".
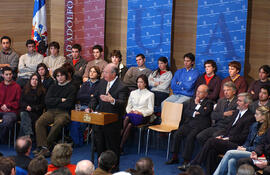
[
  {"xmin": 223, "ymin": 81, "xmax": 237, "ymax": 92},
  {"xmin": 237, "ymin": 164, "xmax": 255, "ymax": 175},
  {"xmin": 238, "ymin": 92, "xmax": 252, "ymax": 104},
  {"xmin": 75, "ymin": 160, "xmax": 95, "ymax": 175}
]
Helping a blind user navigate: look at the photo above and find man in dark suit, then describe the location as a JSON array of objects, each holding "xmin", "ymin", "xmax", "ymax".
[
  {"xmin": 196, "ymin": 81, "xmax": 238, "ymax": 145},
  {"xmin": 190, "ymin": 92, "xmax": 255, "ymax": 175},
  {"xmin": 165, "ymin": 84, "xmax": 213, "ymax": 167},
  {"xmin": 89, "ymin": 63, "xmax": 128, "ymax": 170}
]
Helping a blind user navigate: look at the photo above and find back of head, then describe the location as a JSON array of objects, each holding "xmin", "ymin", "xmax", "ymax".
[
  {"xmin": 28, "ymin": 156, "xmax": 48, "ymax": 175},
  {"xmin": 75, "ymin": 160, "xmax": 95, "ymax": 175},
  {"xmin": 135, "ymin": 157, "xmax": 154, "ymax": 175},
  {"xmin": 51, "ymin": 143, "xmax": 73, "ymax": 167},
  {"xmin": 15, "ymin": 136, "xmax": 32, "ymax": 155},
  {"xmin": 51, "ymin": 167, "xmax": 72, "ymax": 175},
  {"xmin": 98, "ymin": 150, "xmax": 117, "ymax": 172},
  {"xmin": 0, "ymin": 157, "xmax": 15, "ymax": 175},
  {"xmin": 237, "ymin": 164, "xmax": 255, "ymax": 175},
  {"xmin": 186, "ymin": 165, "xmax": 205, "ymax": 175}
]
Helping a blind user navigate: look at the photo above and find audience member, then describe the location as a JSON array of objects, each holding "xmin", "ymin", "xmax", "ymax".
[
  {"xmin": 249, "ymin": 86, "xmax": 270, "ymax": 114},
  {"xmin": 36, "ymin": 63, "xmax": 55, "ymax": 91},
  {"xmin": 43, "ymin": 41, "xmax": 66, "ymax": 75},
  {"xmin": 75, "ymin": 160, "xmax": 95, "ymax": 175},
  {"xmin": 34, "ymin": 68, "xmax": 76, "ymax": 157},
  {"xmin": 248, "ymin": 65, "xmax": 270, "ymax": 101},
  {"xmin": 166, "ymin": 85, "xmax": 213, "ymax": 168},
  {"xmin": 51, "ymin": 167, "xmax": 72, "ymax": 175},
  {"xmin": 194, "ymin": 60, "xmax": 221, "ymax": 102},
  {"xmin": 162, "ymin": 53, "xmax": 200, "ymax": 106},
  {"xmin": 120, "ymin": 74, "xmax": 154, "ymax": 153},
  {"xmin": 93, "ymin": 150, "xmax": 117, "ymax": 175},
  {"xmin": 19, "ymin": 73, "xmax": 46, "ymax": 137},
  {"xmin": 0, "ymin": 157, "xmax": 16, "ymax": 175},
  {"xmin": 17, "ymin": 39, "xmax": 43, "ymax": 88},
  {"xmin": 148, "ymin": 56, "xmax": 172, "ymax": 113},
  {"xmin": 134, "ymin": 157, "xmax": 154, "ymax": 175},
  {"xmin": 236, "ymin": 164, "xmax": 255, "ymax": 175},
  {"xmin": 47, "ymin": 144, "xmax": 76, "ymax": 175},
  {"xmin": 66, "ymin": 44, "xmax": 87, "ymax": 89},
  {"xmin": 186, "ymin": 165, "xmax": 205, "ymax": 175},
  {"xmin": 70, "ymin": 66, "xmax": 100, "ymax": 146},
  {"xmin": 123, "ymin": 53, "xmax": 152, "ymax": 91},
  {"xmin": 83, "ymin": 45, "xmax": 107, "ymax": 82},
  {"xmin": 89, "ymin": 63, "xmax": 129, "ymax": 171},
  {"xmin": 196, "ymin": 81, "xmax": 238, "ymax": 145},
  {"xmin": 190, "ymin": 93, "xmax": 255, "ymax": 175},
  {"xmin": 219, "ymin": 61, "xmax": 247, "ymax": 98},
  {"xmin": 0, "ymin": 36, "xmax": 19, "ymax": 79},
  {"xmin": 28, "ymin": 156, "xmax": 48, "ymax": 175},
  {"xmin": 10, "ymin": 136, "xmax": 32, "ymax": 170},
  {"xmin": 0, "ymin": 66, "xmax": 21, "ymax": 143},
  {"xmin": 214, "ymin": 105, "xmax": 270, "ymax": 175},
  {"xmin": 109, "ymin": 50, "xmax": 128, "ymax": 81}
]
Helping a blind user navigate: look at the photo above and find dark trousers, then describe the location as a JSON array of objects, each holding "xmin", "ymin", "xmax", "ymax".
[
  {"xmin": 0, "ymin": 112, "xmax": 17, "ymax": 143},
  {"xmin": 196, "ymin": 126, "xmax": 226, "ymax": 145},
  {"xmin": 192, "ymin": 137, "xmax": 238, "ymax": 175},
  {"xmin": 172, "ymin": 124, "xmax": 206, "ymax": 161},
  {"xmin": 35, "ymin": 109, "xmax": 70, "ymax": 149},
  {"xmin": 152, "ymin": 91, "xmax": 169, "ymax": 113},
  {"xmin": 238, "ymin": 158, "xmax": 270, "ymax": 175}
]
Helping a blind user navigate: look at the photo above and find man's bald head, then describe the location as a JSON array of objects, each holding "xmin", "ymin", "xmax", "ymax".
[
  {"xmin": 196, "ymin": 84, "xmax": 209, "ymax": 100},
  {"xmin": 75, "ymin": 160, "xmax": 95, "ymax": 175},
  {"xmin": 15, "ymin": 136, "xmax": 32, "ymax": 156},
  {"xmin": 103, "ymin": 63, "xmax": 118, "ymax": 82}
]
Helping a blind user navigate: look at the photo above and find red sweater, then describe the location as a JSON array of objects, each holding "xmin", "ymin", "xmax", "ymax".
[{"xmin": 0, "ymin": 81, "xmax": 21, "ymax": 114}]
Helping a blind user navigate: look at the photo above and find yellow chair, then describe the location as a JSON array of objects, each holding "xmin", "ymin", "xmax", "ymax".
[{"xmin": 145, "ymin": 101, "xmax": 183, "ymax": 160}]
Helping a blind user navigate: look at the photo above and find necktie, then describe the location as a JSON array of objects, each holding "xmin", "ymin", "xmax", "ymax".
[
  {"xmin": 232, "ymin": 112, "xmax": 241, "ymax": 126},
  {"xmin": 106, "ymin": 82, "xmax": 110, "ymax": 94},
  {"xmin": 224, "ymin": 100, "xmax": 229, "ymax": 111}
]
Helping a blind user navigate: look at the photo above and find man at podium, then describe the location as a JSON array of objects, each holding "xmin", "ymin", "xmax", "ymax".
[{"xmin": 89, "ymin": 63, "xmax": 129, "ymax": 171}]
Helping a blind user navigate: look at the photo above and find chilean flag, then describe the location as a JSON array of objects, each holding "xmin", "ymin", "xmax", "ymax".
[{"xmin": 31, "ymin": 0, "xmax": 48, "ymax": 55}]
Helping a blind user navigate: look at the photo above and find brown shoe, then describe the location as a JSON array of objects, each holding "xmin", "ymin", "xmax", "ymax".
[
  {"xmin": 165, "ymin": 158, "xmax": 179, "ymax": 165},
  {"xmin": 35, "ymin": 148, "xmax": 51, "ymax": 158}
]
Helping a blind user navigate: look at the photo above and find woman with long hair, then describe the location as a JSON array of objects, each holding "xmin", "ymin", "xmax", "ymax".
[
  {"xmin": 19, "ymin": 73, "xmax": 46, "ymax": 137},
  {"xmin": 36, "ymin": 63, "xmax": 54, "ymax": 91},
  {"xmin": 214, "ymin": 106, "xmax": 270, "ymax": 175}
]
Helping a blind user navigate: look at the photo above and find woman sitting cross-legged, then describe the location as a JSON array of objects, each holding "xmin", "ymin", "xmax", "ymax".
[
  {"xmin": 19, "ymin": 73, "xmax": 46, "ymax": 138},
  {"xmin": 213, "ymin": 106, "xmax": 270, "ymax": 175},
  {"xmin": 120, "ymin": 74, "xmax": 154, "ymax": 153}
]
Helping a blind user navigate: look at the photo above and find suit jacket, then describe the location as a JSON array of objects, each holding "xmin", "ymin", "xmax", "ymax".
[
  {"xmin": 182, "ymin": 97, "xmax": 213, "ymax": 129},
  {"xmin": 223, "ymin": 109, "xmax": 255, "ymax": 145},
  {"xmin": 90, "ymin": 78, "xmax": 129, "ymax": 128},
  {"xmin": 211, "ymin": 96, "xmax": 238, "ymax": 128}
]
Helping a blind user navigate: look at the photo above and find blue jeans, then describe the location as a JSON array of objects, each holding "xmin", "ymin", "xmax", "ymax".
[
  {"xmin": 213, "ymin": 149, "xmax": 251, "ymax": 175},
  {"xmin": 19, "ymin": 111, "xmax": 34, "ymax": 136},
  {"xmin": 161, "ymin": 94, "xmax": 191, "ymax": 108}
]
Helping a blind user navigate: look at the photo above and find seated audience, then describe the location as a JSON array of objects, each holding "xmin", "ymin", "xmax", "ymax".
[
  {"xmin": 83, "ymin": 45, "xmax": 107, "ymax": 82},
  {"xmin": 162, "ymin": 53, "xmax": 200, "ymax": 106},
  {"xmin": 66, "ymin": 44, "xmax": 87, "ymax": 89},
  {"xmin": 0, "ymin": 36, "xmax": 19, "ymax": 79},
  {"xmin": 19, "ymin": 73, "xmax": 46, "ymax": 137},
  {"xmin": 10, "ymin": 136, "xmax": 32, "ymax": 171},
  {"xmin": 194, "ymin": 60, "xmax": 221, "ymax": 102},
  {"xmin": 0, "ymin": 66, "xmax": 21, "ymax": 143},
  {"xmin": 36, "ymin": 63, "xmax": 54, "ymax": 91},
  {"xmin": 28, "ymin": 156, "xmax": 48, "ymax": 175},
  {"xmin": 43, "ymin": 41, "xmax": 66, "ymax": 76},
  {"xmin": 47, "ymin": 144, "xmax": 76, "ymax": 175},
  {"xmin": 0, "ymin": 157, "xmax": 15, "ymax": 175},
  {"xmin": 219, "ymin": 61, "xmax": 247, "ymax": 98},
  {"xmin": 123, "ymin": 53, "xmax": 152, "ymax": 91},
  {"xmin": 109, "ymin": 50, "xmax": 128, "ymax": 81},
  {"xmin": 186, "ymin": 165, "xmax": 205, "ymax": 175},
  {"xmin": 93, "ymin": 150, "xmax": 117, "ymax": 175},
  {"xmin": 249, "ymin": 86, "xmax": 270, "ymax": 114},
  {"xmin": 17, "ymin": 39, "xmax": 43, "ymax": 88},
  {"xmin": 75, "ymin": 160, "xmax": 95, "ymax": 175},
  {"xmin": 148, "ymin": 56, "xmax": 172, "ymax": 113},
  {"xmin": 236, "ymin": 164, "xmax": 255, "ymax": 175},
  {"xmin": 120, "ymin": 74, "xmax": 154, "ymax": 153},
  {"xmin": 34, "ymin": 68, "xmax": 76, "ymax": 157},
  {"xmin": 196, "ymin": 81, "xmax": 238, "ymax": 145},
  {"xmin": 70, "ymin": 66, "xmax": 101, "ymax": 146},
  {"xmin": 190, "ymin": 93, "xmax": 255, "ymax": 175},
  {"xmin": 214, "ymin": 106, "xmax": 270, "ymax": 175},
  {"xmin": 166, "ymin": 85, "xmax": 213, "ymax": 168},
  {"xmin": 248, "ymin": 65, "xmax": 270, "ymax": 101},
  {"xmin": 134, "ymin": 157, "xmax": 154, "ymax": 175}
]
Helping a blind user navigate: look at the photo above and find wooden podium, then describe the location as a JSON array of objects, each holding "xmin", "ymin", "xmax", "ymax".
[{"xmin": 71, "ymin": 110, "xmax": 118, "ymax": 125}]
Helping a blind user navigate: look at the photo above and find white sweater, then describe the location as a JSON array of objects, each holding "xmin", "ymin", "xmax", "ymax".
[
  {"xmin": 43, "ymin": 55, "xmax": 66, "ymax": 72},
  {"xmin": 126, "ymin": 88, "xmax": 154, "ymax": 117},
  {"xmin": 148, "ymin": 70, "xmax": 172, "ymax": 94}
]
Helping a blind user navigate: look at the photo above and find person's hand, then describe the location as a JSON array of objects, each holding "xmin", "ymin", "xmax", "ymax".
[
  {"xmin": 255, "ymin": 160, "xmax": 268, "ymax": 169},
  {"xmin": 26, "ymin": 106, "xmax": 32, "ymax": 111},
  {"xmin": 195, "ymin": 111, "xmax": 200, "ymax": 115},
  {"xmin": 216, "ymin": 135, "xmax": 223, "ymax": 139},
  {"xmin": 100, "ymin": 93, "xmax": 114, "ymax": 103},
  {"xmin": 250, "ymin": 151, "xmax": 258, "ymax": 159},
  {"xmin": 154, "ymin": 82, "xmax": 159, "ymax": 86},
  {"xmin": 222, "ymin": 137, "xmax": 229, "ymax": 140},
  {"xmin": 250, "ymin": 90, "xmax": 255, "ymax": 95},
  {"xmin": 61, "ymin": 98, "xmax": 66, "ymax": 102},
  {"xmin": 237, "ymin": 146, "xmax": 246, "ymax": 151},
  {"xmin": 224, "ymin": 110, "xmax": 234, "ymax": 117},
  {"xmin": 83, "ymin": 77, "xmax": 88, "ymax": 82},
  {"xmin": 195, "ymin": 97, "xmax": 200, "ymax": 104},
  {"xmin": 133, "ymin": 110, "xmax": 143, "ymax": 115},
  {"xmin": 1, "ymin": 104, "xmax": 10, "ymax": 112}
]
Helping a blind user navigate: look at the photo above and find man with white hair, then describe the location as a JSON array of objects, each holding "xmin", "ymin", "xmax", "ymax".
[{"xmin": 75, "ymin": 160, "xmax": 95, "ymax": 175}]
